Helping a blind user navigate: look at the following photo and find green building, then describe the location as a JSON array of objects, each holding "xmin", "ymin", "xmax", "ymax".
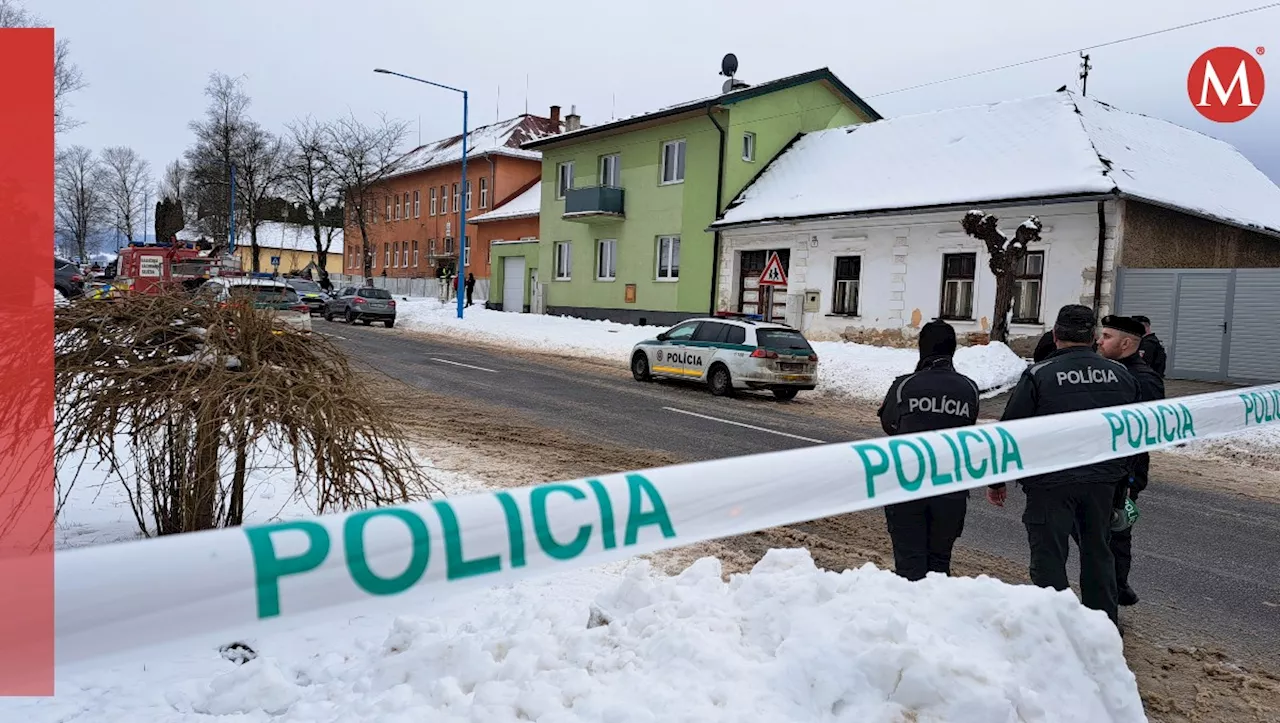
[{"xmin": 489, "ymin": 67, "xmax": 881, "ymax": 325}]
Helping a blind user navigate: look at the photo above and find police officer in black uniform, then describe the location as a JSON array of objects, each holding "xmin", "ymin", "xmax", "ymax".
[
  {"xmin": 876, "ymin": 320, "xmax": 981, "ymax": 581},
  {"xmin": 1097, "ymin": 314, "xmax": 1166, "ymax": 606},
  {"xmin": 987, "ymin": 305, "xmax": 1139, "ymax": 625},
  {"xmin": 1130, "ymin": 315, "xmax": 1168, "ymax": 377}
]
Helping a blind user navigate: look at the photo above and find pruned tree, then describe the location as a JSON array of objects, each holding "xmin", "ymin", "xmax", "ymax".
[
  {"xmin": 284, "ymin": 117, "xmax": 342, "ymax": 287},
  {"xmin": 233, "ymin": 121, "xmax": 288, "ymax": 272},
  {"xmin": 154, "ymin": 196, "xmax": 185, "ymax": 246},
  {"xmin": 54, "ymin": 145, "xmax": 108, "ymax": 261},
  {"xmin": 961, "ymin": 210, "xmax": 1043, "ymax": 344},
  {"xmin": 1, "ymin": 0, "xmax": 87, "ymax": 134},
  {"xmin": 185, "ymin": 73, "xmax": 251, "ymax": 252},
  {"xmin": 318, "ymin": 113, "xmax": 408, "ymax": 283},
  {"xmin": 100, "ymin": 146, "xmax": 152, "ymax": 244}
]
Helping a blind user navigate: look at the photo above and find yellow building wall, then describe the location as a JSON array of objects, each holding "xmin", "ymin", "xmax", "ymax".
[{"xmin": 235, "ymin": 247, "xmax": 344, "ymax": 276}]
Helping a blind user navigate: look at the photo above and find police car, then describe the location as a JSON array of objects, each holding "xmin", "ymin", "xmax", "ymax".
[{"xmin": 630, "ymin": 316, "xmax": 818, "ymax": 400}]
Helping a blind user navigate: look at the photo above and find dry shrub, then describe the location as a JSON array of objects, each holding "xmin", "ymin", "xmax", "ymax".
[{"xmin": 54, "ymin": 289, "xmax": 433, "ymax": 536}]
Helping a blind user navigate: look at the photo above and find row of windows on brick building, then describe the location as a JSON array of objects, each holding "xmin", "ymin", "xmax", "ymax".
[{"xmin": 355, "ymin": 179, "xmax": 492, "ymax": 225}]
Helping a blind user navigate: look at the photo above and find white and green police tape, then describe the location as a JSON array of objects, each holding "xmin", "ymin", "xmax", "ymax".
[{"xmin": 52, "ymin": 384, "xmax": 1280, "ymax": 666}]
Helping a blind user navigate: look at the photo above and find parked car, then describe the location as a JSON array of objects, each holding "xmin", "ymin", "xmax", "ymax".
[
  {"xmin": 324, "ymin": 286, "xmax": 396, "ymax": 327},
  {"xmin": 196, "ymin": 277, "xmax": 313, "ymax": 333},
  {"xmin": 629, "ymin": 316, "xmax": 818, "ymax": 400},
  {"xmin": 285, "ymin": 278, "xmax": 330, "ymax": 315},
  {"xmin": 55, "ymin": 257, "xmax": 85, "ymax": 298}
]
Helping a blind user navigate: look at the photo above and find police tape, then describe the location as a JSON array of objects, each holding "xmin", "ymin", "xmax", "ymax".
[{"xmin": 48, "ymin": 383, "xmax": 1280, "ymax": 667}]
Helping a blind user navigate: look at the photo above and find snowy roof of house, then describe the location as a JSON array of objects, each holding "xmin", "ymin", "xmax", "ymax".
[
  {"xmin": 176, "ymin": 222, "xmax": 344, "ymax": 253},
  {"xmin": 714, "ymin": 91, "xmax": 1280, "ymax": 238},
  {"xmin": 523, "ymin": 67, "xmax": 881, "ymax": 150},
  {"xmin": 468, "ymin": 183, "xmax": 541, "ymax": 224},
  {"xmin": 386, "ymin": 114, "xmax": 562, "ymax": 180}
]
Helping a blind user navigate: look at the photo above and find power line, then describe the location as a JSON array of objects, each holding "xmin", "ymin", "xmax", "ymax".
[{"xmin": 866, "ymin": 3, "xmax": 1280, "ymax": 99}]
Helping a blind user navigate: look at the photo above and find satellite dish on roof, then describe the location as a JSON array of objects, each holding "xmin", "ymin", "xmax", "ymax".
[{"xmin": 720, "ymin": 53, "xmax": 738, "ymax": 78}]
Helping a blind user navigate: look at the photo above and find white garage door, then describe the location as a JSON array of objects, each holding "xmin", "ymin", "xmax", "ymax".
[{"xmin": 502, "ymin": 257, "xmax": 525, "ymax": 313}]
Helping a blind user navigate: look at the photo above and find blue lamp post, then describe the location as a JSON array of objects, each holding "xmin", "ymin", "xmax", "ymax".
[{"xmin": 374, "ymin": 68, "xmax": 469, "ymax": 320}]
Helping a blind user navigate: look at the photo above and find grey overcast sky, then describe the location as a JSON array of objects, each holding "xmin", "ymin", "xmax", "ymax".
[{"xmin": 44, "ymin": 0, "xmax": 1280, "ymax": 188}]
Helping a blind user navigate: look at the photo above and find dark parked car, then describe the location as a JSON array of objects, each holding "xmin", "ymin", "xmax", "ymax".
[
  {"xmin": 286, "ymin": 278, "xmax": 330, "ymax": 315},
  {"xmin": 55, "ymin": 257, "xmax": 85, "ymax": 298},
  {"xmin": 324, "ymin": 286, "xmax": 396, "ymax": 327}
]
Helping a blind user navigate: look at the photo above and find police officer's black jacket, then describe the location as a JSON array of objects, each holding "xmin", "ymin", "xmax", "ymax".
[
  {"xmin": 1118, "ymin": 351, "xmax": 1165, "ymax": 492},
  {"xmin": 1139, "ymin": 334, "xmax": 1167, "ymax": 377},
  {"xmin": 877, "ymin": 356, "xmax": 981, "ymax": 437},
  {"xmin": 996, "ymin": 346, "xmax": 1140, "ymax": 489}
]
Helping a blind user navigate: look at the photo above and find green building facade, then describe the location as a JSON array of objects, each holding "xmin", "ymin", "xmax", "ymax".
[{"xmin": 504, "ymin": 68, "xmax": 879, "ymax": 325}]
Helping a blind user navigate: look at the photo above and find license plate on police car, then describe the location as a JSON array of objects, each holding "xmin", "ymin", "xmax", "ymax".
[
  {"xmin": 781, "ymin": 374, "xmax": 810, "ymax": 381},
  {"xmin": 780, "ymin": 362, "xmax": 807, "ymax": 372}
]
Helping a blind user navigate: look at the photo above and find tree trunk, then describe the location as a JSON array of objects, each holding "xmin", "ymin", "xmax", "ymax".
[
  {"xmin": 250, "ymin": 224, "xmax": 261, "ymax": 273},
  {"xmin": 183, "ymin": 402, "xmax": 221, "ymax": 532},
  {"xmin": 991, "ymin": 270, "xmax": 1017, "ymax": 343},
  {"xmin": 227, "ymin": 423, "xmax": 248, "ymax": 527}
]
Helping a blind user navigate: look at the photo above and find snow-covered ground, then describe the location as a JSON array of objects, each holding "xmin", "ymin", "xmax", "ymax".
[
  {"xmin": 393, "ymin": 298, "xmax": 1027, "ymax": 401},
  {"xmin": 19, "ymin": 433, "xmax": 1148, "ymax": 722}
]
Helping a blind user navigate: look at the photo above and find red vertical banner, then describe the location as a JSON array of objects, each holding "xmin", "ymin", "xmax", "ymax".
[{"xmin": 0, "ymin": 29, "xmax": 56, "ymax": 695}]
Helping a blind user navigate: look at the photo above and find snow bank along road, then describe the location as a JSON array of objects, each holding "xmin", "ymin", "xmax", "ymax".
[{"xmin": 331, "ymin": 322, "xmax": 1280, "ymax": 668}]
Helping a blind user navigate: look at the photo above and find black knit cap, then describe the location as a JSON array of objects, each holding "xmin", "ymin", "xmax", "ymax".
[
  {"xmin": 918, "ymin": 319, "xmax": 957, "ymax": 358},
  {"xmin": 1054, "ymin": 304, "xmax": 1097, "ymax": 344},
  {"xmin": 1131, "ymin": 315, "xmax": 1151, "ymax": 326},
  {"xmin": 1102, "ymin": 314, "xmax": 1145, "ymax": 337}
]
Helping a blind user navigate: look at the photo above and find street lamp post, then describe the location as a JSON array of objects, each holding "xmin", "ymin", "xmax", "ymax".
[{"xmin": 374, "ymin": 68, "xmax": 469, "ymax": 320}]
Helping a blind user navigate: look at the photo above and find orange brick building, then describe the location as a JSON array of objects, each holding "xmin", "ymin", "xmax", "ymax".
[
  {"xmin": 343, "ymin": 108, "xmax": 565, "ymax": 280},
  {"xmin": 466, "ymin": 179, "xmax": 541, "ymax": 271}
]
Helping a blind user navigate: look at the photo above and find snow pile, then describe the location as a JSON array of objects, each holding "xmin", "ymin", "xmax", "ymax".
[
  {"xmin": 1168, "ymin": 424, "xmax": 1280, "ymax": 466},
  {"xmin": 395, "ymin": 298, "xmax": 1027, "ymax": 400},
  {"xmin": 11, "ymin": 550, "xmax": 1143, "ymax": 722}
]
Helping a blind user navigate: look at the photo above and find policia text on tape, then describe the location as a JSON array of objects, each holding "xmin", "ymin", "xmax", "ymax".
[{"xmin": 48, "ymin": 384, "xmax": 1280, "ymax": 666}]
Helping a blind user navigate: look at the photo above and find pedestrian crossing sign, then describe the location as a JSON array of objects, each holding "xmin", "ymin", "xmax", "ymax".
[{"xmin": 758, "ymin": 252, "xmax": 788, "ymax": 286}]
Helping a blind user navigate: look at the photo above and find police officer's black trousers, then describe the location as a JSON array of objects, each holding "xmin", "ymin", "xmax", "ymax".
[
  {"xmin": 884, "ymin": 491, "xmax": 967, "ymax": 581},
  {"xmin": 1023, "ymin": 482, "xmax": 1119, "ymax": 623}
]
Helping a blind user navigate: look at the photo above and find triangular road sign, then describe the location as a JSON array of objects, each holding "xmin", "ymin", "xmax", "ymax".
[{"xmin": 758, "ymin": 252, "xmax": 788, "ymax": 286}]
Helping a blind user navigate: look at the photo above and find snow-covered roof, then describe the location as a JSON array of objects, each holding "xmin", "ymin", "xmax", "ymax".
[
  {"xmin": 716, "ymin": 92, "xmax": 1280, "ymax": 238},
  {"xmin": 176, "ymin": 222, "xmax": 344, "ymax": 253},
  {"xmin": 387, "ymin": 114, "xmax": 562, "ymax": 180},
  {"xmin": 468, "ymin": 183, "xmax": 541, "ymax": 224}
]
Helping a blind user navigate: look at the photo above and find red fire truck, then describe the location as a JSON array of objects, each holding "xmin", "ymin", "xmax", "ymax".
[{"xmin": 111, "ymin": 242, "xmax": 242, "ymax": 295}]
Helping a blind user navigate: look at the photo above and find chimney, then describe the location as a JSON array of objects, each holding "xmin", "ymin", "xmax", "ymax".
[
  {"xmin": 565, "ymin": 104, "xmax": 581, "ymax": 132},
  {"xmin": 549, "ymin": 105, "xmax": 561, "ymax": 126}
]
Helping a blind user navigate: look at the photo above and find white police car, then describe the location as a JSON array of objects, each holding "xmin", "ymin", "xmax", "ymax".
[{"xmin": 630, "ymin": 316, "xmax": 818, "ymax": 400}]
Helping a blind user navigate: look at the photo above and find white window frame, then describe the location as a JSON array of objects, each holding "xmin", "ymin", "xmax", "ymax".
[
  {"xmin": 940, "ymin": 252, "xmax": 978, "ymax": 321},
  {"xmin": 429, "ymin": 187, "xmax": 437, "ymax": 216},
  {"xmin": 556, "ymin": 161, "xmax": 575, "ymax": 199},
  {"xmin": 463, "ymin": 235, "xmax": 471, "ymax": 267},
  {"xmin": 596, "ymin": 239, "xmax": 617, "ymax": 281},
  {"xmin": 385, "ymin": 196, "xmax": 391, "ymax": 221},
  {"xmin": 599, "ymin": 153, "xmax": 621, "ymax": 187},
  {"xmin": 465, "ymin": 181, "xmax": 472, "ymax": 211},
  {"xmin": 832, "ymin": 255, "xmax": 861, "ymax": 316},
  {"xmin": 554, "ymin": 241, "xmax": 572, "ymax": 280},
  {"xmin": 742, "ymin": 132, "xmax": 756, "ymax": 162},
  {"xmin": 412, "ymin": 240, "xmax": 419, "ymax": 267},
  {"xmin": 1012, "ymin": 250, "xmax": 1046, "ymax": 324},
  {"xmin": 413, "ymin": 190, "xmax": 420, "ymax": 218},
  {"xmin": 440, "ymin": 186, "xmax": 447, "ymax": 214},
  {"xmin": 403, "ymin": 192, "xmax": 410, "ymax": 219},
  {"xmin": 660, "ymin": 140, "xmax": 686, "ymax": 185},
  {"xmin": 452, "ymin": 184, "xmax": 459, "ymax": 214},
  {"xmin": 656, "ymin": 235, "xmax": 680, "ymax": 280},
  {"xmin": 479, "ymin": 177, "xmax": 489, "ymax": 208},
  {"xmin": 384, "ymin": 244, "xmax": 390, "ymax": 267}
]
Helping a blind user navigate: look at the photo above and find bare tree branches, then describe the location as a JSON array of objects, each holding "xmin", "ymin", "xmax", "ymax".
[
  {"xmin": 283, "ymin": 117, "xmax": 342, "ymax": 285},
  {"xmin": 1, "ymin": 0, "xmax": 87, "ymax": 134},
  {"xmin": 233, "ymin": 122, "xmax": 289, "ymax": 273},
  {"xmin": 54, "ymin": 146, "xmax": 109, "ymax": 261},
  {"xmin": 185, "ymin": 73, "xmax": 252, "ymax": 250},
  {"xmin": 961, "ymin": 210, "xmax": 1043, "ymax": 343},
  {"xmin": 100, "ymin": 146, "xmax": 152, "ymax": 244},
  {"xmin": 318, "ymin": 113, "xmax": 409, "ymax": 283}
]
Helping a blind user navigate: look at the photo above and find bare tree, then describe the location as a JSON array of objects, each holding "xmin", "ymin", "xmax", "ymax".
[
  {"xmin": 1, "ymin": 0, "xmax": 87, "ymax": 134},
  {"xmin": 54, "ymin": 146, "xmax": 109, "ymax": 261},
  {"xmin": 233, "ymin": 122, "xmax": 288, "ymax": 272},
  {"xmin": 160, "ymin": 159, "xmax": 186, "ymax": 206},
  {"xmin": 961, "ymin": 210, "xmax": 1043, "ymax": 344},
  {"xmin": 318, "ymin": 113, "xmax": 409, "ymax": 283},
  {"xmin": 185, "ymin": 73, "xmax": 251, "ymax": 252},
  {"xmin": 100, "ymin": 146, "xmax": 152, "ymax": 245},
  {"xmin": 283, "ymin": 117, "xmax": 342, "ymax": 286}
]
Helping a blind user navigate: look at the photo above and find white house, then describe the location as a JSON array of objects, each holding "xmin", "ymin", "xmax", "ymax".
[{"xmin": 709, "ymin": 91, "xmax": 1280, "ymax": 379}]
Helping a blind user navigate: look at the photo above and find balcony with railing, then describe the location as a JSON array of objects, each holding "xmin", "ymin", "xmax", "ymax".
[{"xmin": 563, "ymin": 185, "xmax": 625, "ymax": 222}]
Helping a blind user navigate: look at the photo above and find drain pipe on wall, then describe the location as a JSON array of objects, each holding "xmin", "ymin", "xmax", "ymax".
[
  {"xmin": 1093, "ymin": 200, "xmax": 1107, "ymax": 312},
  {"xmin": 707, "ymin": 104, "xmax": 727, "ymax": 315}
]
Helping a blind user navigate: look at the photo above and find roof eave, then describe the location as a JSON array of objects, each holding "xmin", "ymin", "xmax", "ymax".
[
  {"xmin": 468, "ymin": 211, "xmax": 539, "ymax": 224},
  {"xmin": 1116, "ymin": 192, "xmax": 1280, "ymax": 240}
]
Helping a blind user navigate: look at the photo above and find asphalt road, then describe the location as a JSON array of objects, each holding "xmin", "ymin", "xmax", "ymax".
[{"xmin": 327, "ymin": 321, "xmax": 1280, "ymax": 665}]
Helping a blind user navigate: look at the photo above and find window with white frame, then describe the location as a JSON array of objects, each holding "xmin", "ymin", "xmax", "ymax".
[
  {"xmin": 384, "ymin": 244, "xmax": 390, "ymax": 267},
  {"xmin": 599, "ymin": 153, "xmax": 621, "ymax": 187},
  {"xmin": 940, "ymin": 253, "xmax": 977, "ymax": 320},
  {"xmin": 403, "ymin": 192, "xmax": 410, "ymax": 219},
  {"xmin": 429, "ymin": 239, "xmax": 436, "ymax": 256},
  {"xmin": 440, "ymin": 185, "xmax": 447, "ymax": 213},
  {"xmin": 596, "ymin": 239, "xmax": 617, "ymax": 281},
  {"xmin": 429, "ymin": 187, "xmax": 437, "ymax": 216},
  {"xmin": 660, "ymin": 140, "xmax": 686, "ymax": 184},
  {"xmin": 555, "ymin": 241, "xmax": 572, "ymax": 280},
  {"xmin": 465, "ymin": 181, "xmax": 472, "ymax": 211},
  {"xmin": 656, "ymin": 235, "xmax": 680, "ymax": 279},
  {"xmin": 1012, "ymin": 250, "xmax": 1045, "ymax": 324},
  {"xmin": 463, "ymin": 236, "xmax": 471, "ymax": 267},
  {"xmin": 479, "ymin": 177, "xmax": 488, "ymax": 208},
  {"xmin": 452, "ymin": 184, "xmax": 459, "ymax": 214},
  {"xmin": 395, "ymin": 195, "xmax": 402, "ymax": 221},
  {"xmin": 556, "ymin": 161, "xmax": 574, "ymax": 199},
  {"xmin": 742, "ymin": 132, "xmax": 756, "ymax": 162},
  {"xmin": 396, "ymin": 242, "xmax": 403, "ymax": 266},
  {"xmin": 413, "ymin": 190, "xmax": 420, "ymax": 218},
  {"xmin": 385, "ymin": 196, "xmax": 391, "ymax": 221},
  {"xmin": 445, "ymin": 237, "xmax": 454, "ymax": 254},
  {"xmin": 412, "ymin": 240, "xmax": 419, "ymax": 267},
  {"xmin": 832, "ymin": 256, "xmax": 861, "ymax": 315}
]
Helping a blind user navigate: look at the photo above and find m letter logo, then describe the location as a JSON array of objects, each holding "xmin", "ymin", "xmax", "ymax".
[{"xmin": 1188, "ymin": 47, "xmax": 1265, "ymax": 123}]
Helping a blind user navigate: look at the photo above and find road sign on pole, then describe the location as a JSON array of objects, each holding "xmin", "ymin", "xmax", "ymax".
[
  {"xmin": 758, "ymin": 252, "xmax": 788, "ymax": 286},
  {"xmin": 270, "ymin": 256, "xmax": 280, "ymax": 267}
]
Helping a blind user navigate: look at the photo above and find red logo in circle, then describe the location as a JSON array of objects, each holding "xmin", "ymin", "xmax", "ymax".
[{"xmin": 1188, "ymin": 47, "xmax": 1265, "ymax": 123}]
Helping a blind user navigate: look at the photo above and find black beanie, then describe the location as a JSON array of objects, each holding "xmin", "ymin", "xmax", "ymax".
[{"xmin": 918, "ymin": 319, "xmax": 957, "ymax": 359}]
